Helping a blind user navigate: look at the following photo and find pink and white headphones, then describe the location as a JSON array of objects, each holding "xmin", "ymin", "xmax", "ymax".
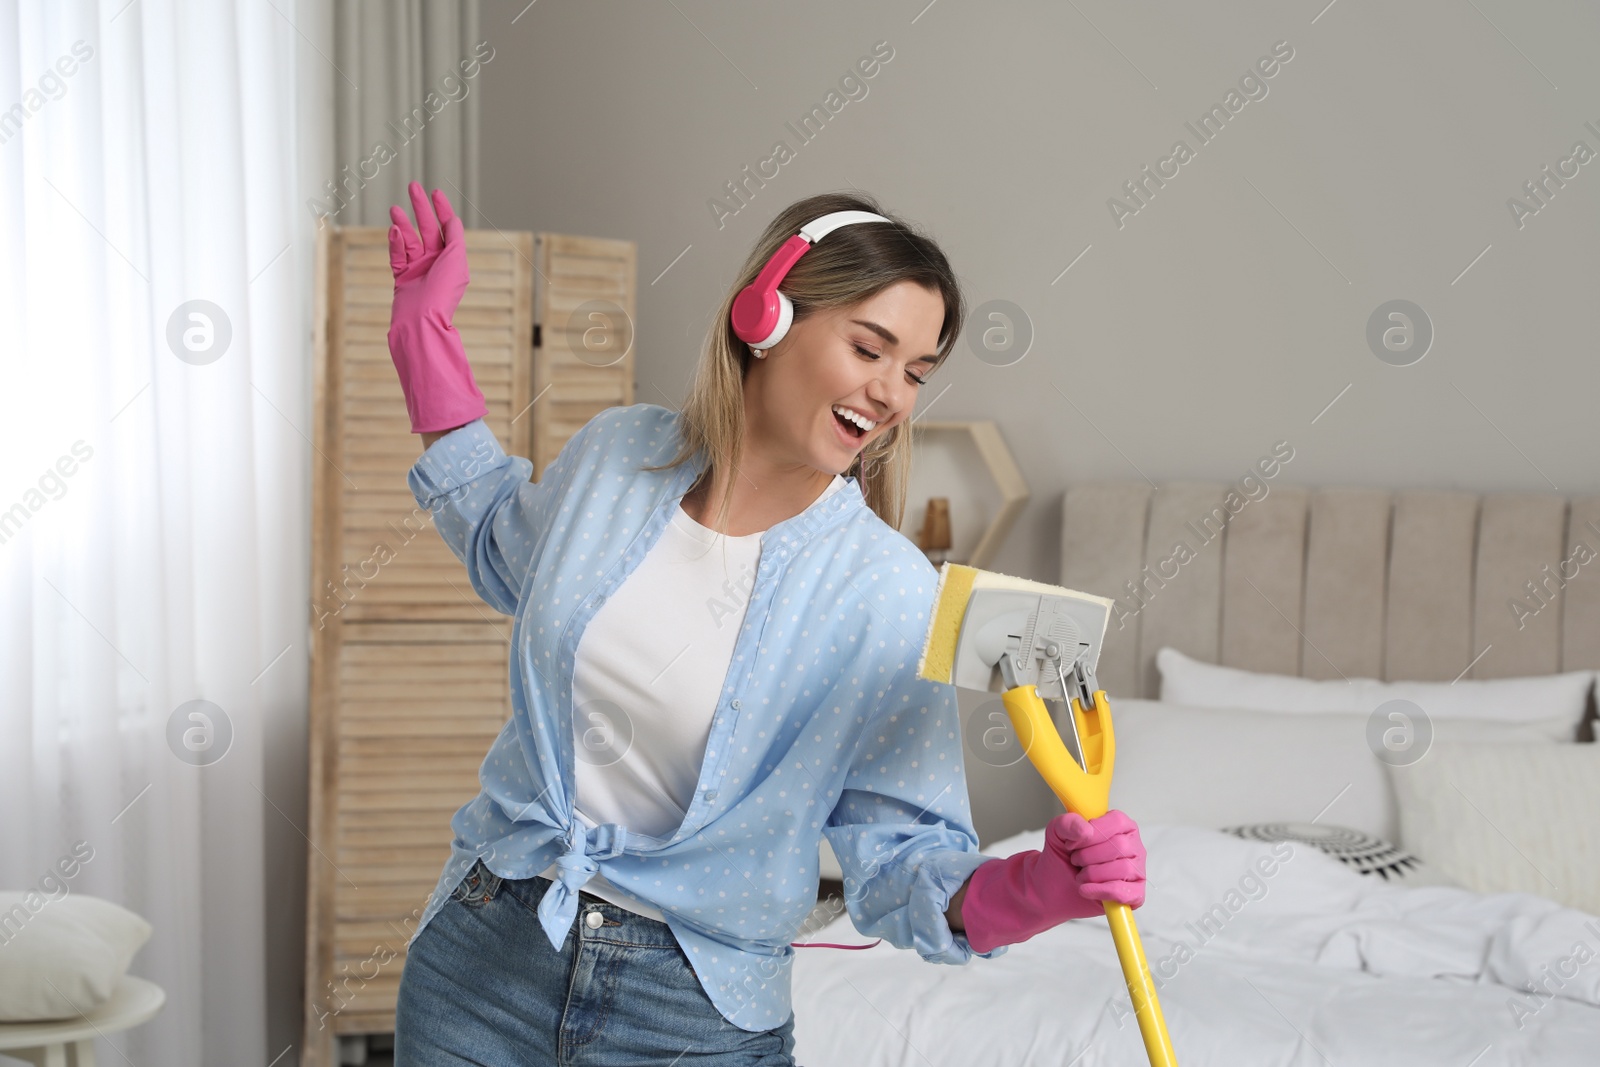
[{"xmin": 730, "ymin": 210, "xmax": 893, "ymax": 354}]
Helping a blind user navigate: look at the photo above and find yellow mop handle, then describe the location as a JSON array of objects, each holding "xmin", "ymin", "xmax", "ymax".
[{"xmin": 1000, "ymin": 685, "xmax": 1179, "ymax": 1067}]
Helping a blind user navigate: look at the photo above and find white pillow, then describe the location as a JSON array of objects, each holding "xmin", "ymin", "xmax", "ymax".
[
  {"xmin": 1387, "ymin": 741, "xmax": 1600, "ymax": 916},
  {"xmin": 1156, "ymin": 646, "xmax": 1594, "ymax": 741},
  {"xmin": 1105, "ymin": 698, "xmax": 1569, "ymax": 844},
  {"xmin": 0, "ymin": 893, "xmax": 152, "ymax": 1021}
]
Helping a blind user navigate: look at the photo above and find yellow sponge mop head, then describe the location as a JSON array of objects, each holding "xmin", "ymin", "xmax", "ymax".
[
  {"xmin": 917, "ymin": 562, "xmax": 977, "ymax": 684},
  {"xmin": 917, "ymin": 561, "xmax": 1114, "ymax": 684}
]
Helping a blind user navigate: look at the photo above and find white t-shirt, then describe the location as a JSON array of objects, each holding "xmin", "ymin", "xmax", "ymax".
[{"xmin": 540, "ymin": 476, "xmax": 846, "ymax": 920}]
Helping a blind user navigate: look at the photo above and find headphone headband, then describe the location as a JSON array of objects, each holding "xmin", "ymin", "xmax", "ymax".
[
  {"xmin": 730, "ymin": 209, "xmax": 894, "ymax": 351},
  {"xmin": 797, "ymin": 210, "xmax": 892, "ymax": 243}
]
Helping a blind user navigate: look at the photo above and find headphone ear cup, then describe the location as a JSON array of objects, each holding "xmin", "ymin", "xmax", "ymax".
[
  {"xmin": 731, "ymin": 283, "xmax": 777, "ymax": 345},
  {"xmin": 760, "ymin": 290, "xmax": 794, "ymax": 350},
  {"xmin": 732, "ymin": 286, "xmax": 793, "ymax": 350}
]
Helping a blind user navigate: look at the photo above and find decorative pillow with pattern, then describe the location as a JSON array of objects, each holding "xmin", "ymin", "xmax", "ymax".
[{"xmin": 1221, "ymin": 822, "xmax": 1457, "ymax": 886}]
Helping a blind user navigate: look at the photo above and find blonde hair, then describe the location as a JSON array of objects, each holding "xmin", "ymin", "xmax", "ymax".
[{"xmin": 644, "ymin": 190, "xmax": 965, "ymax": 534}]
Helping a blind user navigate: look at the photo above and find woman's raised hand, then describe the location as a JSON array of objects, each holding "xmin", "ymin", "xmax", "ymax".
[{"xmin": 386, "ymin": 180, "xmax": 488, "ymax": 436}]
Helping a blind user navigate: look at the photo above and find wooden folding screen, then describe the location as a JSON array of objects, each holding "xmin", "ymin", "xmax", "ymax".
[{"xmin": 304, "ymin": 221, "xmax": 636, "ymax": 1064}]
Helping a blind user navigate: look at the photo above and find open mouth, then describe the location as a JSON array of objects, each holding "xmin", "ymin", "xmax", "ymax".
[{"xmin": 832, "ymin": 409, "xmax": 883, "ymax": 441}]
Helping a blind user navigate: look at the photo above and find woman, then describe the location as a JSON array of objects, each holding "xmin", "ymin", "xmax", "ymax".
[{"xmin": 385, "ymin": 180, "xmax": 1147, "ymax": 1065}]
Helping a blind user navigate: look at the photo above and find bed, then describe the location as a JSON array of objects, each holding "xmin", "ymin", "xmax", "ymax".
[{"xmin": 792, "ymin": 479, "xmax": 1600, "ymax": 1065}]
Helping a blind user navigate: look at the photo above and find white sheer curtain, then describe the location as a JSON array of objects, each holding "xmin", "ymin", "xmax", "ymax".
[
  {"xmin": 331, "ymin": 0, "xmax": 483, "ymax": 228},
  {"xmin": 0, "ymin": 1, "xmax": 331, "ymax": 1063}
]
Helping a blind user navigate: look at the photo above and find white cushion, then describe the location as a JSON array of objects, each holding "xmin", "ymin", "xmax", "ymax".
[
  {"xmin": 1387, "ymin": 741, "xmax": 1600, "ymax": 915},
  {"xmin": 0, "ymin": 893, "xmax": 152, "ymax": 1021},
  {"xmin": 1156, "ymin": 646, "xmax": 1594, "ymax": 741},
  {"xmin": 1105, "ymin": 698, "xmax": 1569, "ymax": 844}
]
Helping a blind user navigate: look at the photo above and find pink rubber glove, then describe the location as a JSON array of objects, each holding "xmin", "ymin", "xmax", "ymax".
[
  {"xmin": 387, "ymin": 180, "xmax": 489, "ymax": 435},
  {"xmin": 961, "ymin": 809, "xmax": 1146, "ymax": 954}
]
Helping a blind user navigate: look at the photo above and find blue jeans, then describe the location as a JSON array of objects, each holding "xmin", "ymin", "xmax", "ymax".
[{"xmin": 395, "ymin": 858, "xmax": 799, "ymax": 1065}]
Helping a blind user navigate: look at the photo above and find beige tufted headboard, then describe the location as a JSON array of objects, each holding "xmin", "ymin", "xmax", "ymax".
[
  {"xmin": 1060, "ymin": 481, "xmax": 1600, "ymax": 703},
  {"xmin": 961, "ymin": 480, "xmax": 1600, "ymax": 847}
]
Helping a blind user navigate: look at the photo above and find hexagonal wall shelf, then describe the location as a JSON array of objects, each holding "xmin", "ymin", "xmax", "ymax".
[{"xmin": 900, "ymin": 419, "xmax": 1030, "ymax": 570}]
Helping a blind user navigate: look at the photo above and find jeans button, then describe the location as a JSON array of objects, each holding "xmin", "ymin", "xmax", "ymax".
[{"xmin": 585, "ymin": 910, "xmax": 604, "ymax": 929}]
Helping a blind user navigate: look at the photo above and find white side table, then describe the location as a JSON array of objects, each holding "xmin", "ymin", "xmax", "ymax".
[{"xmin": 0, "ymin": 976, "xmax": 165, "ymax": 1067}]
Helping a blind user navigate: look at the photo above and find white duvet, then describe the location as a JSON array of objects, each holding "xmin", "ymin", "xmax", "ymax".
[{"xmin": 791, "ymin": 824, "xmax": 1600, "ymax": 1066}]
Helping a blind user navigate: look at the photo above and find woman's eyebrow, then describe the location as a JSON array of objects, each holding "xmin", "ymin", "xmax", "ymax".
[{"xmin": 850, "ymin": 319, "xmax": 938, "ymax": 362}]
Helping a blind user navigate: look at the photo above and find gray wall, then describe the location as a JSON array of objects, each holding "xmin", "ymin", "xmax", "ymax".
[{"xmin": 474, "ymin": 0, "xmax": 1600, "ymax": 842}]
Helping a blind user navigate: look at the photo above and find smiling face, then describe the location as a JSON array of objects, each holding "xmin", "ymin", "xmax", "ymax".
[{"xmin": 742, "ymin": 279, "xmax": 945, "ymax": 477}]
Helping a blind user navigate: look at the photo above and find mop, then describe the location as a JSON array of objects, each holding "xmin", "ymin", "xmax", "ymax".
[{"xmin": 917, "ymin": 561, "xmax": 1179, "ymax": 1067}]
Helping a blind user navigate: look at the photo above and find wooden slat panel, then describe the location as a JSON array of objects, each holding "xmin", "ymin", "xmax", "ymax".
[
  {"xmin": 1385, "ymin": 491, "xmax": 1478, "ymax": 681},
  {"xmin": 339, "ymin": 790, "xmax": 476, "ymax": 812},
  {"xmin": 330, "ymin": 585, "xmax": 499, "ymax": 608},
  {"xmin": 330, "ymin": 1010, "xmax": 406, "ymax": 1036},
  {"xmin": 1137, "ymin": 482, "xmax": 1229, "ymax": 699},
  {"xmin": 325, "ymin": 291, "xmax": 518, "ymax": 319},
  {"xmin": 339, "ymin": 701, "xmax": 506, "ymax": 719},
  {"xmin": 341, "ymin": 662, "xmax": 505, "ymax": 685},
  {"xmin": 326, "ymin": 570, "xmax": 480, "ymax": 595},
  {"xmin": 337, "ymin": 717, "xmax": 505, "ymax": 740},
  {"xmin": 335, "ymin": 516, "xmax": 452, "ymax": 543},
  {"xmin": 338, "ymin": 621, "xmax": 506, "ymax": 642},
  {"xmin": 335, "ymin": 917, "xmax": 425, "ymax": 944},
  {"xmin": 335, "ymin": 805, "xmax": 492, "ymax": 833},
  {"xmin": 332, "ymin": 866, "xmax": 465, "ymax": 894},
  {"xmin": 308, "ymin": 225, "xmax": 632, "ymax": 1056},
  {"xmin": 306, "ymin": 223, "xmax": 539, "ymax": 1059},
  {"xmin": 338, "ymin": 390, "xmax": 518, "ymax": 420},
  {"xmin": 316, "ymin": 585, "xmax": 487, "ymax": 624},
  {"xmin": 335, "ymin": 887, "xmax": 437, "ymax": 920},
  {"xmin": 306, "ymin": 217, "xmax": 346, "ymax": 1065},
  {"xmin": 341, "ymin": 642, "xmax": 506, "ymax": 664},
  {"xmin": 337, "ymin": 678, "xmax": 507, "ymax": 702},
  {"xmin": 343, "ymin": 359, "xmax": 513, "ymax": 383},
  {"xmin": 322, "ymin": 972, "xmax": 403, "ymax": 1009},
  {"xmin": 1472, "ymin": 493, "xmax": 1567, "ymax": 679},
  {"xmin": 337, "ymin": 821, "xmax": 479, "ymax": 847},
  {"xmin": 340, "ymin": 603, "xmax": 514, "ymax": 624},
  {"xmin": 1301, "ymin": 488, "xmax": 1390, "ymax": 680},
  {"xmin": 337, "ymin": 517, "xmax": 442, "ymax": 540},
  {"xmin": 338, "ymin": 514, "xmax": 436, "ymax": 534},
  {"xmin": 532, "ymin": 232, "xmax": 636, "ymax": 472},
  {"xmin": 332, "ymin": 857, "xmax": 466, "ymax": 882}
]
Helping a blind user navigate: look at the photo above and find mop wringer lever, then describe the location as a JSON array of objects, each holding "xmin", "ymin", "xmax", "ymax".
[{"xmin": 917, "ymin": 561, "xmax": 1179, "ymax": 1067}]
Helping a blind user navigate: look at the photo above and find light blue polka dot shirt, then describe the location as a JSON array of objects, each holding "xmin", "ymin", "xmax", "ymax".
[{"xmin": 403, "ymin": 402, "xmax": 1007, "ymax": 1033}]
